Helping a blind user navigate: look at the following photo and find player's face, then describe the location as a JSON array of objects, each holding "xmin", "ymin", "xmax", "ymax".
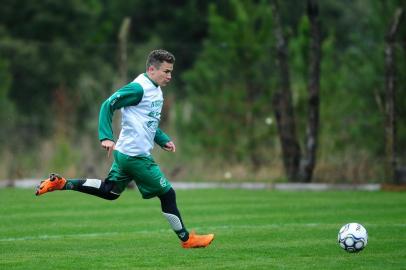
[{"xmin": 148, "ymin": 61, "xmax": 173, "ymax": 87}]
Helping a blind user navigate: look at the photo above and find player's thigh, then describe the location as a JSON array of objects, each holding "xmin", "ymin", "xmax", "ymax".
[
  {"xmin": 106, "ymin": 153, "xmax": 133, "ymax": 194},
  {"xmin": 126, "ymin": 156, "xmax": 171, "ymax": 199}
]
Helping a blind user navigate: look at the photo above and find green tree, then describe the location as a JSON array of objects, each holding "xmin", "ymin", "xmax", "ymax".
[
  {"xmin": 0, "ymin": 57, "xmax": 15, "ymax": 142},
  {"xmin": 0, "ymin": 0, "xmax": 104, "ymax": 137},
  {"xmin": 182, "ymin": 0, "xmax": 275, "ymax": 167}
]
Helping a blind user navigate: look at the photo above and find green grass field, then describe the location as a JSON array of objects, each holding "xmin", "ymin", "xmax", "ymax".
[{"xmin": 0, "ymin": 188, "xmax": 405, "ymax": 269}]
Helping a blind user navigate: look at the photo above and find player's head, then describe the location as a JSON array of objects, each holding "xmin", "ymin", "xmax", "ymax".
[
  {"xmin": 146, "ymin": 49, "xmax": 175, "ymax": 87},
  {"xmin": 146, "ymin": 49, "xmax": 175, "ymax": 69}
]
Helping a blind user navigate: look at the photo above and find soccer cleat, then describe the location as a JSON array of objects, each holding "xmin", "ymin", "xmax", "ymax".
[
  {"xmin": 35, "ymin": 173, "xmax": 66, "ymax": 196},
  {"xmin": 181, "ymin": 231, "xmax": 214, "ymax": 248}
]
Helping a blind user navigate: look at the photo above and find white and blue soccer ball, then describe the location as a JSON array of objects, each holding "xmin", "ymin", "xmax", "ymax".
[{"xmin": 337, "ymin": 223, "xmax": 368, "ymax": 253}]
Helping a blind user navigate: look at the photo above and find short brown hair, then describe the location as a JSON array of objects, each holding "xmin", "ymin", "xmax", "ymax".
[{"xmin": 146, "ymin": 49, "xmax": 175, "ymax": 69}]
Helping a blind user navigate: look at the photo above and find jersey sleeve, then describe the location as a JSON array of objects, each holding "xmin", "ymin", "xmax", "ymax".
[
  {"xmin": 98, "ymin": 82, "xmax": 144, "ymax": 141},
  {"xmin": 154, "ymin": 128, "xmax": 171, "ymax": 147}
]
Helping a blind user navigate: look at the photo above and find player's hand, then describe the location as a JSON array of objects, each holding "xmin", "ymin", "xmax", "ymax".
[
  {"xmin": 101, "ymin": 140, "xmax": 115, "ymax": 158},
  {"xmin": 162, "ymin": 141, "xmax": 176, "ymax": 152}
]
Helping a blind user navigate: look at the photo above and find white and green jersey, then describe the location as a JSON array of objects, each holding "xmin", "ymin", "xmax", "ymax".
[{"xmin": 98, "ymin": 73, "xmax": 171, "ymax": 156}]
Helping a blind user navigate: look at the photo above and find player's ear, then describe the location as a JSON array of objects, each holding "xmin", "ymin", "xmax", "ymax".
[{"xmin": 147, "ymin": 65, "xmax": 156, "ymax": 73}]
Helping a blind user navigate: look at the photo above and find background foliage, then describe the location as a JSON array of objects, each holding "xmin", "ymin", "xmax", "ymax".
[{"xmin": 0, "ymin": 0, "xmax": 405, "ymax": 182}]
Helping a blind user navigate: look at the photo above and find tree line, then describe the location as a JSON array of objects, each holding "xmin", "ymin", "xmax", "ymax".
[{"xmin": 0, "ymin": 0, "xmax": 405, "ymax": 183}]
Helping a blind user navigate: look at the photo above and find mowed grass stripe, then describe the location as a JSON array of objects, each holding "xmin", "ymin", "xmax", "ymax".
[{"xmin": 1, "ymin": 222, "xmax": 405, "ymax": 242}]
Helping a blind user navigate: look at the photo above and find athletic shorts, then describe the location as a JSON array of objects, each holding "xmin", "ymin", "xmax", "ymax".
[{"xmin": 105, "ymin": 150, "xmax": 172, "ymax": 199}]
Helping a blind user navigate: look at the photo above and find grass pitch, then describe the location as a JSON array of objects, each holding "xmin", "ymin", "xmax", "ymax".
[{"xmin": 0, "ymin": 188, "xmax": 405, "ymax": 269}]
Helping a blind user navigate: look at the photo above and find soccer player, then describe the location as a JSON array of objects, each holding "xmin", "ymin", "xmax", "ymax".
[{"xmin": 35, "ymin": 49, "xmax": 214, "ymax": 249}]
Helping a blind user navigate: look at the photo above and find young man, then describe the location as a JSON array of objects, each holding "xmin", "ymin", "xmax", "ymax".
[{"xmin": 35, "ymin": 49, "xmax": 214, "ymax": 249}]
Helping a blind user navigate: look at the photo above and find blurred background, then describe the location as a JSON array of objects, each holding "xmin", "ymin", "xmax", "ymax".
[{"xmin": 0, "ymin": 0, "xmax": 405, "ymax": 185}]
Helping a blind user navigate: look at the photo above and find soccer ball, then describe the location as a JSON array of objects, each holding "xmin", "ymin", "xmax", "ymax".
[{"xmin": 337, "ymin": 223, "xmax": 368, "ymax": 252}]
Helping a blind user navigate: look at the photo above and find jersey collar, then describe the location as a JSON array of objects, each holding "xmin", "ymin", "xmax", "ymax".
[{"xmin": 143, "ymin": 73, "xmax": 158, "ymax": 87}]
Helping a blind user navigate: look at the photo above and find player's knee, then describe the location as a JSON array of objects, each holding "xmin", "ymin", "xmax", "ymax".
[
  {"xmin": 159, "ymin": 188, "xmax": 176, "ymax": 203},
  {"xmin": 105, "ymin": 193, "xmax": 120, "ymax": 200},
  {"xmin": 102, "ymin": 180, "xmax": 121, "ymax": 200},
  {"xmin": 158, "ymin": 188, "xmax": 177, "ymax": 212}
]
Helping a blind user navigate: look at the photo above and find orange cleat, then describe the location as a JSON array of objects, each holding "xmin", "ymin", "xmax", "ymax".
[
  {"xmin": 35, "ymin": 173, "xmax": 66, "ymax": 196},
  {"xmin": 181, "ymin": 231, "xmax": 214, "ymax": 248}
]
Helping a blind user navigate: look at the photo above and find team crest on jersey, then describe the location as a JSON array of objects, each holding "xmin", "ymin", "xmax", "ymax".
[
  {"xmin": 160, "ymin": 177, "xmax": 168, "ymax": 187},
  {"xmin": 146, "ymin": 120, "xmax": 159, "ymax": 132}
]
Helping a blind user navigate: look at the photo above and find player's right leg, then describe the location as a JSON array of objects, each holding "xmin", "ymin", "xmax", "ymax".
[
  {"xmin": 36, "ymin": 152, "xmax": 131, "ymax": 200},
  {"xmin": 35, "ymin": 173, "xmax": 121, "ymax": 200},
  {"xmin": 35, "ymin": 173, "xmax": 66, "ymax": 196},
  {"xmin": 64, "ymin": 177, "xmax": 121, "ymax": 200}
]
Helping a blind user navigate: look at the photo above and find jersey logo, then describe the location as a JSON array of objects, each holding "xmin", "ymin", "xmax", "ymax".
[
  {"xmin": 151, "ymin": 100, "xmax": 163, "ymax": 108},
  {"xmin": 160, "ymin": 177, "xmax": 168, "ymax": 187},
  {"xmin": 146, "ymin": 120, "xmax": 159, "ymax": 132},
  {"xmin": 148, "ymin": 111, "xmax": 161, "ymax": 119},
  {"xmin": 109, "ymin": 94, "xmax": 121, "ymax": 106}
]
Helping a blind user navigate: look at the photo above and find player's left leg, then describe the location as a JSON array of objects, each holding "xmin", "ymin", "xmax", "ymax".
[
  {"xmin": 158, "ymin": 187, "xmax": 189, "ymax": 241},
  {"xmin": 158, "ymin": 187, "xmax": 214, "ymax": 248},
  {"xmin": 122, "ymin": 153, "xmax": 214, "ymax": 248}
]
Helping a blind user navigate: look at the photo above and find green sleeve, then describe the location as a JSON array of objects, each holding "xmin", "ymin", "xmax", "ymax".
[
  {"xmin": 154, "ymin": 128, "xmax": 171, "ymax": 147},
  {"xmin": 98, "ymin": 82, "xmax": 144, "ymax": 141}
]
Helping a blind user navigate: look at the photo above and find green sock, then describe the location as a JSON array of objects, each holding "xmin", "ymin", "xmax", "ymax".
[{"xmin": 64, "ymin": 179, "xmax": 85, "ymax": 190}]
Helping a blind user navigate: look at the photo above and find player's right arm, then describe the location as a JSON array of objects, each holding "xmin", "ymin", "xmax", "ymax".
[
  {"xmin": 98, "ymin": 82, "xmax": 144, "ymax": 144},
  {"xmin": 101, "ymin": 139, "xmax": 115, "ymax": 158}
]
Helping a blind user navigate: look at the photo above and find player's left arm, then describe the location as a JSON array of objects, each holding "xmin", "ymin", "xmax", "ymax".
[
  {"xmin": 162, "ymin": 141, "xmax": 176, "ymax": 152},
  {"xmin": 154, "ymin": 128, "xmax": 176, "ymax": 152}
]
